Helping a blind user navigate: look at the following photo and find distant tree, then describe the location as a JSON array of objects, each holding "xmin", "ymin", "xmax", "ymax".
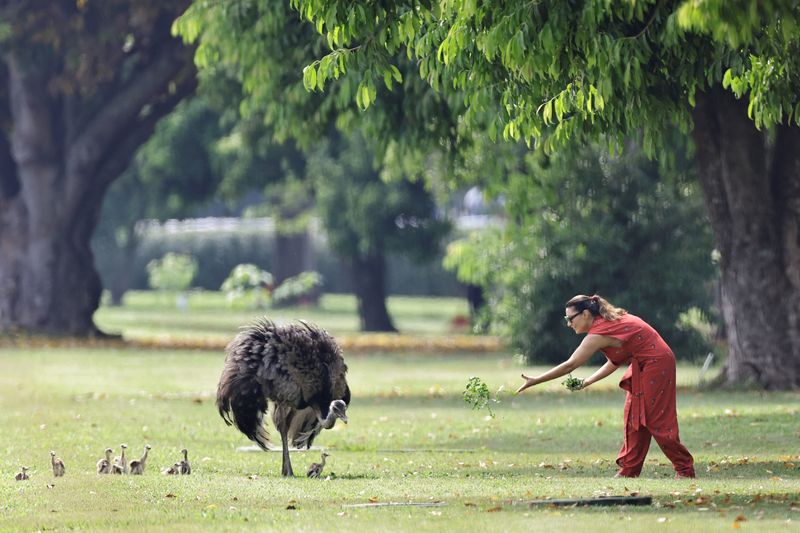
[
  {"xmin": 213, "ymin": 114, "xmax": 313, "ymax": 286},
  {"xmin": 0, "ymin": 1, "xmax": 195, "ymax": 335},
  {"xmin": 309, "ymin": 133, "xmax": 450, "ymax": 331}
]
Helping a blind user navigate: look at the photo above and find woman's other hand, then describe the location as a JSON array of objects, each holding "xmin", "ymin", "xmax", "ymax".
[{"xmin": 516, "ymin": 373, "xmax": 538, "ymax": 394}]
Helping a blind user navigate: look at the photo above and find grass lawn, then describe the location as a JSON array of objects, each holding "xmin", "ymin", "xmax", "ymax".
[
  {"xmin": 93, "ymin": 292, "xmax": 472, "ymax": 341},
  {"xmin": 1, "ymin": 347, "xmax": 798, "ymax": 532}
]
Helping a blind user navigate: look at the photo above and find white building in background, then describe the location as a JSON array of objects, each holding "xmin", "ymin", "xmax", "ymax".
[{"xmin": 456, "ymin": 186, "xmax": 505, "ymax": 231}]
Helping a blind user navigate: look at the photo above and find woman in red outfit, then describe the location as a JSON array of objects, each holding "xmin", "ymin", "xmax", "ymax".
[{"xmin": 516, "ymin": 294, "xmax": 695, "ymax": 478}]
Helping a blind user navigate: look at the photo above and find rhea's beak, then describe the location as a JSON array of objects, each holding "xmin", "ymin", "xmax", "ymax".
[{"xmin": 340, "ymin": 414, "xmax": 348, "ymax": 424}]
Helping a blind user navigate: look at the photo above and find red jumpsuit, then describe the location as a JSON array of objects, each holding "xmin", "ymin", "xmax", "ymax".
[{"xmin": 589, "ymin": 314, "xmax": 695, "ymax": 478}]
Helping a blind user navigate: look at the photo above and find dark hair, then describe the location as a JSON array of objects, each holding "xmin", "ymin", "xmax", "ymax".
[{"xmin": 565, "ymin": 294, "xmax": 627, "ymax": 320}]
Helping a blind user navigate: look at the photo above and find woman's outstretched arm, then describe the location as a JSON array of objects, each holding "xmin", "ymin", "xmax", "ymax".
[
  {"xmin": 516, "ymin": 334, "xmax": 611, "ymax": 394},
  {"xmin": 581, "ymin": 360, "xmax": 619, "ymax": 389}
]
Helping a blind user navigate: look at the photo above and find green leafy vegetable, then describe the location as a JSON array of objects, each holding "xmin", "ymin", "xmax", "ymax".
[
  {"xmin": 562, "ymin": 374, "xmax": 584, "ymax": 392},
  {"xmin": 463, "ymin": 376, "xmax": 500, "ymax": 417}
]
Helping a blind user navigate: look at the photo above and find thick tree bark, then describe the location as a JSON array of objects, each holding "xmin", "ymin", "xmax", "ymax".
[
  {"xmin": 692, "ymin": 88, "xmax": 800, "ymax": 389},
  {"xmin": 351, "ymin": 251, "xmax": 397, "ymax": 332},
  {"xmin": 0, "ymin": 34, "xmax": 194, "ymax": 336}
]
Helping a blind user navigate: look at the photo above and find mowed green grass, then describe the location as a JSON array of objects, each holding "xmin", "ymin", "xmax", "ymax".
[
  {"xmin": 0, "ymin": 348, "xmax": 798, "ymax": 532},
  {"xmin": 93, "ymin": 292, "xmax": 471, "ymax": 340}
]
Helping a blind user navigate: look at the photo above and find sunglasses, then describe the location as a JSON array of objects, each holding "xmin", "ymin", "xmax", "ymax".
[{"xmin": 564, "ymin": 310, "xmax": 583, "ymax": 325}]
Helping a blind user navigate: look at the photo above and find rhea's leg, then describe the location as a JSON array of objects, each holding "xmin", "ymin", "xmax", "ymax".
[{"xmin": 280, "ymin": 429, "xmax": 294, "ymax": 477}]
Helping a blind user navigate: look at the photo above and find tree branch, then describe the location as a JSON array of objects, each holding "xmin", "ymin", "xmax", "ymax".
[
  {"xmin": 66, "ymin": 38, "xmax": 194, "ymax": 181},
  {"xmin": 95, "ymin": 70, "xmax": 198, "ymax": 192},
  {"xmin": 622, "ymin": 0, "xmax": 664, "ymax": 40}
]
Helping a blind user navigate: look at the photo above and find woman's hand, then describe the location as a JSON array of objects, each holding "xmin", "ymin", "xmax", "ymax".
[{"xmin": 516, "ymin": 373, "xmax": 538, "ymax": 394}]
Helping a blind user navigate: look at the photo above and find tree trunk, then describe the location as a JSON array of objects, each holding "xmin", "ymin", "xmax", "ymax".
[
  {"xmin": 0, "ymin": 187, "xmax": 106, "ymax": 335},
  {"xmin": 351, "ymin": 251, "xmax": 397, "ymax": 332},
  {"xmin": 274, "ymin": 230, "xmax": 314, "ymax": 284},
  {"xmin": 692, "ymin": 88, "xmax": 800, "ymax": 389},
  {"xmin": 466, "ymin": 283, "xmax": 487, "ymax": 332},
  {"xmin": 0, "ymin": 33, "xmax": 194, "ymax": 336}
]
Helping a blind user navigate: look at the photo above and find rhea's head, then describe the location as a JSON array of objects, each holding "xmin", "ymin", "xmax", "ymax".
[{"xmin": 330, "ymin": 399, "xmax": 348, "ymax": 423}]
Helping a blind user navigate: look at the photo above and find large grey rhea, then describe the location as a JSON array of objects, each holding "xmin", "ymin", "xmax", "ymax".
[{"xmin": 217, "ymin": 319, "xmax": 350, "ymax": 477}]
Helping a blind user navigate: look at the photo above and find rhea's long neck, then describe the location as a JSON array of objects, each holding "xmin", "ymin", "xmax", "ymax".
[{"xmin": 320, "ymin": 409, "xmax": 338, "ymax": 429}]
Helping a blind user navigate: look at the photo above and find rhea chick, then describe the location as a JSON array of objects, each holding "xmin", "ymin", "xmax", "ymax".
[
  {"xmin": 111, "ymin": 444, "xmax": 128, "ymax": 474},
  {"xmin": 15, "ymin": 466, "xmax": 29, "ymax": 481},
  {"xmin": 306, "ymin": 452, "xmax": 329, "ymax": 478},
  {"xmin": 163, "ymin": 462, "xmax": 181, "ymax": 475},
  {"xmin": 129, "ymin": 444, "xmax": 152, "ymax": 475},
  {"xmin": 179, "ymin": 448, "xmax": 191, "ymax": 475},
  {"xmin": 97, "ymin": 448, "xmax": 113, "ymax": 474},
  {"xmin": 50, "ymin": 451, "xmax": 65, "ymax": 477}
]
